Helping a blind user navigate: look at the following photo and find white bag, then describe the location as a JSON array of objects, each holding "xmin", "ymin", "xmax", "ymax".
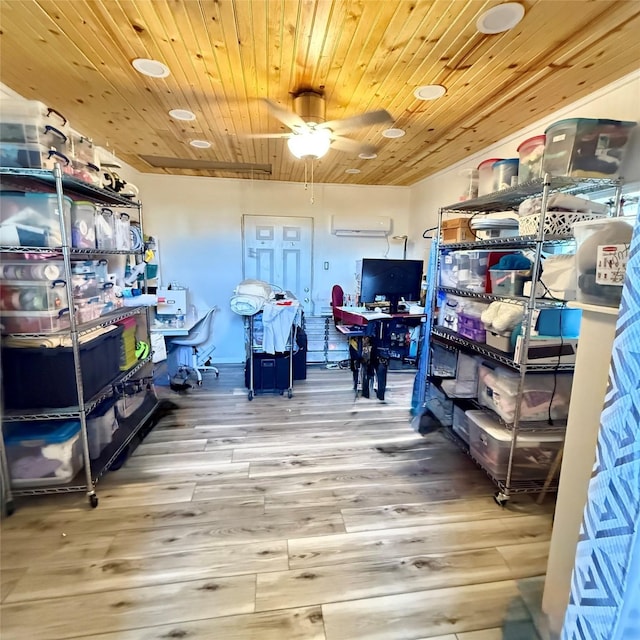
[{"xmin": 540, "ymin": 254, "xmax": 577, "ymax": 301}]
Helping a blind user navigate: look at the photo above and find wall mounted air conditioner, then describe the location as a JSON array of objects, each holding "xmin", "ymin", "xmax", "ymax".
[{"xmin": 330, "ymin": 215, "xmax": 392, "ymax": 237}]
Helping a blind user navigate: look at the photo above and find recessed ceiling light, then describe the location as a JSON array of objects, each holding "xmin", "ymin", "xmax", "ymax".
[
  {"xmin": 358, "ymin": 152, "xmax": 377, "ymax": 160},
  {"xmin": 345, "ymin": 168, "xmax": 361, "ymax": 174},
  {"xmin": 132, "ymin": 58, "xmax": 170, "ymax": 78},
  {"xmin": 169, "ymin": 109, "xmax": 196, "ymax": 121},
  {"xmin": 189, "ymin": 140, "xmax": 211, "ymax": 149},
  {"xmin": 414, "ymin": 85, "xmax": 447, "ymax": 100},
  {"xmin": 382, "ymin": 128, "xmax": 406, "ymax": 139},
  {"xmin": 476, "ymin": 2, "xmax": 525, "ymax": 34}
]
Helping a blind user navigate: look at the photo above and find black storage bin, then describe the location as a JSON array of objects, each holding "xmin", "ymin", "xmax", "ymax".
[
  {"xmin": 2, "ymin": 325, "xmax": 123, "ymax": 409},
  {"xmin": 245, "ymin": 353, "xmax": 291, "ymax": 391}
]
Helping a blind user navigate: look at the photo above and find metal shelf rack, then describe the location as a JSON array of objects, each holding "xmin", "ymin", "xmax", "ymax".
[
  {"xmin": 426, "ymin": 175, "xmax": 621, "ymax": 505},
  {"xmin": 0, "ymin": 164, "xmax": 158, "ymax": 509}
]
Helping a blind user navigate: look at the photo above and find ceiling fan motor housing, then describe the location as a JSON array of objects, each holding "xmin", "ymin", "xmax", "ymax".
[{"xmin": 293, "ymin": 91, "xmax": 326, "ymax": 125}]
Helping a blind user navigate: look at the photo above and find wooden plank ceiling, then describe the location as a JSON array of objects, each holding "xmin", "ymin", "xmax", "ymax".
[{"xmin": 0, "ymin": 0, "xmax": 639, "ymax": 186}]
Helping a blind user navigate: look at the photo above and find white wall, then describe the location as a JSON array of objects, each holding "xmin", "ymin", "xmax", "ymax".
[
  {"xmin": 136, "ymin": 173, "xmax": 410, "ymax": 362},
  {"xmin": 408, "ymin": 69, "xmax": 640, "ymax": 255}
]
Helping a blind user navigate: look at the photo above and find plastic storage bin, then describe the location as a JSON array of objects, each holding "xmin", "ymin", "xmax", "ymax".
[
  {"xmin": 0, "ymin": 279, "xmax": 68, "ymax": 312},
  {"xmin": 0, "ymin": 143, "xmax": 68, "ymax": 171},
  {"xmin": 0, "ymin": 308, "xmax": 70, "ymax": 334},
  {"xmin": 95, "ymin": 208, "xmax": 116, "ymax": 250},
  {"xmin": 72, "ymin": 259, "xmax": 109, "ymax": 283},
  {"xmin": 69, "ymin": 132, "xmax": 97, "ymax": 166},
  {"xmin": 574, "ymin": 216, "xmax": 636, "ymax": 307},
  {"xmin": 0, "ymin": 192, "xmax": 71, "ymax": 247},
  {"xmin": 70, "ymin": 201, "xmax": 96, "ymax": 249},
  {"xmin": 425, "ymin": 383, "xmax": 453, "ymax": 427},
  {"xmin": 489, "ymin": 269, "xmax": 529, "ymax": 296},
  {"xmin": 452, "ymin": 404, "xmax": 472, "ymax": 443},
  {"xmin": 477, "ymin": 158, "xmax": 503, "ymax": 196},
  {"xmin": 492, "ymin": 158, "xmax": 519, "ymax": 191},
  {"xmin": 467, "ymin": 410, "xmax": 565, "ymax": 481},
  {"xmin": 439, "ymin": 250, "xmax": 493, "ymax": 292},
  {"xmin": 0, "ymin": 99, "xmax": 68, "ymax": 149},
  {"xmin": 542, "ymin": 118, "xmax": 636, "ymax": 178},
  {"xmin": 477, "ymin": 362, "xmax": 573, "ymax": 423},
  {"xmin": 0, "ymin": 258, "xmax": 65, "ymax": 281},
  {"xmin": 1, "ymin": 325, "xmax": 123, "ymax": 409},
  {"xmin": 517, "ymin": 135, "xmax": 545, "ymax": 183},
  {"xmin": 4, "ymin": 419, "xmax": 83, "ymax": 487},
  {"xmin": 71, "ymin": 272, "xmax": 100, "ymax": 299},
  {"xmin": 75, "ymin": 296, "xmax": 104, "ymax": 323},
  {"xmin": 87, "ymin": 398, "xmax": 118, "ymax": 459},
  {"xmin": 458, "ymin": 304, "xmax": 488, "ymax": 343}
]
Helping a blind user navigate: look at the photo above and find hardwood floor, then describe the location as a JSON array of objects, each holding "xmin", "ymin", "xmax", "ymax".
[{"xmin": 0, "ymin": 364, "xmax": 553, "ymax": 639}]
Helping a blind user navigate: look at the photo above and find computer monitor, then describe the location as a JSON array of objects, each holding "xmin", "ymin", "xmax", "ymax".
[{"xmin": 359, "ymin": 258, "xmax": 424, "ymax": 314}]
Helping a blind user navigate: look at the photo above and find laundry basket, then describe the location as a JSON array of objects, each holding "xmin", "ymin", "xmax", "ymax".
[{"xmin": 519, "ymin": 211, "xmax": 606, "ymax": 238}]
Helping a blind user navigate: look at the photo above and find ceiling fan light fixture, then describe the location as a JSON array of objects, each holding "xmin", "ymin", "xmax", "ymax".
[
  {"xmin": 382, "ymin": 128, "xmax": 406, "ymax": 138},
  {"xmin": 414, "ymin": 85, "xmax": 447, "ymax": 100},
  {"xmin": 189, "ymin": 139, "xmax": 212, "ymax": 149},
  {"xmin": 358, "ymin": 151, "xmax": 377, "ymax": 160},
  {"xmin": 169, "ymin": 109, "xmax": 196, "ymax": 121},
  {"xmin": 476, "ymin": 2, "xmax": 525, "ymax": 34},
  {"xmin": 345, "ymin": 168, "xmax": 361, "ymax": 174},
  {"xmin": 287, "ymin": 129, "xmax": 331, "ymax": 159},
  {"xmin": 132, "ymin": 58, "xmax": 170, "ymax": 78}
]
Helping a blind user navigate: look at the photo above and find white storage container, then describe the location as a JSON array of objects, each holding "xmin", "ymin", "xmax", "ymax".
[
  {"xmin": 439, "ymin": 250, "xmax": 493, "ymax": 293},
  {"xmin": 4, "ymin": 419, "xmax": 83, "ymax": 487},
  {"xmin": 574, "ymin": 216, "xmax": 636, "ymax": 308},
  {"xmin": 115, "ymin": 212, "xmax": 132, "ymax": 250},
  {"xmin": 69, "ymin": 132, "xmax": 98, "ymax": 166},
  {"xmin": 492, "ymin": 159, "xmax": 519, "ymax": 191},
  {"xmin": 71, "ymin": 272, "xmax": 100, "ymax": 299},
  {"xmin": 72, "ymin": 259, "xmax": 109, "ymax": 283},
  {"xmin": 440, "ymin": 352, "xmax": 479, "ymax": 397},
  {"xmin": 467, "ymin": 410, "xmax": 565, "ymax": 481},
  {"xmin": 75, "ymin": 296, "xmax": 104, "ymax": 323},
  {"xmin": 0, "ymin": 192, "xmax": 71, "ymax": 248},
  {"xmin": 70, "ymin": 201, "xmax": 97, "ymax": 249},
  {"xmin": 486, "ymin": 329, "xmax": 514, "ymax": 353},
  {"xmin": 477, "ymin": 362, "xmax": 573, "ymax": 423},
  {"xmin": 477, "ymin": 158, "xmax": 502, "ymax": 196}
]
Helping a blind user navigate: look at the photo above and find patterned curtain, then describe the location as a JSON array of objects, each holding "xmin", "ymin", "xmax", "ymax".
[{"xmin": 562, "ymin": 216, "xmax": 640, "ymax": 639}]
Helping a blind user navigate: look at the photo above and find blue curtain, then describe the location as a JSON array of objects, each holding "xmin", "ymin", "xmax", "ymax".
[{"xmin": 563, "ymin": 215, "xmax": 640, "ymax": 640}]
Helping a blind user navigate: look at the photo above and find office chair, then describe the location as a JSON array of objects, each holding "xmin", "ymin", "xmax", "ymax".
[
  {"xmin": 331, "ymin": 284, "xmax": 344, "ymax": 326},
  {"xmin": 169, "ymin": 307, "xmax": 219, "ymax": 385}
]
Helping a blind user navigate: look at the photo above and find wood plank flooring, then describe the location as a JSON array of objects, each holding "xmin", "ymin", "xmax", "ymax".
[{"xmin": 0, "ymin": 364, "xmax": 553, "ymax": 639}]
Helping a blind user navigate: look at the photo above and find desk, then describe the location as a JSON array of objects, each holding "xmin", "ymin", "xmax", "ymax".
[
  {"xmin": 150, "ymin": 316, "xmax": 199, "ymax": 337},
  {"xmin": 335, "ymin": 308, "xmax": 426, "ymax": 400}
]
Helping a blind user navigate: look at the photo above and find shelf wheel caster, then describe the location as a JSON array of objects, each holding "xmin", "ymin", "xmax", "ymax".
[
  {"xmin": 287, "ymin": 389, "xmax": 293, "ymax": 399},
  {"xmin": 89, "ymin": 494, "xmax": 99, "ymax": 509},
  {"xmin": 248, "ymin": 390, "xmax": 254, "ymax": 401},
  {"xmin": 493, "ymin": 490, "xmax": 509, "ymax": 507},
  {"xmin": 5, "ymin": 500, "xmax": 15, "ymax": 517},
  {"xmin": 215, "ymin": 371, "xmax": 220, "ymax": 378},
  {"xmin": 197, "ymin": 380, "xmax": 203, "ymax": 386}
]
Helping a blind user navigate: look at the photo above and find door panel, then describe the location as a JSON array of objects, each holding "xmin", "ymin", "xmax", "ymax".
[{"xmin": 243, "ymin": 215, "xmax": 313, "ymax": 313}]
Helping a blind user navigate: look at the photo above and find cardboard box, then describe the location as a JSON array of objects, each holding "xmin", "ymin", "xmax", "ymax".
[{"xmin": 441, "ymin": 217, "xmax": 474, "ymax": 244}]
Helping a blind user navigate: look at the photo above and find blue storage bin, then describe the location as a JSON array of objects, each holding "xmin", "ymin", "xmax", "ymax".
[
  {"xmin": 4, "ymin": 420, "xmax": 83, "ymax": 487},
  {"xmin": 536, "ymin": 308, "xmax": 582, "ymax": 338}
]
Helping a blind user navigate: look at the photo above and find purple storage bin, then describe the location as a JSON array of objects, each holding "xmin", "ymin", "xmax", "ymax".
[{"xmin": 458, "ymin": 312, "xmax": 486, "ymax": 343}]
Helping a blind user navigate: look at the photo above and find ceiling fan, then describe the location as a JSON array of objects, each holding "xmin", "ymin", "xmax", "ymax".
[{"xmin": 249, "ymin": 90, "xmax": 393, "ymax": 160}]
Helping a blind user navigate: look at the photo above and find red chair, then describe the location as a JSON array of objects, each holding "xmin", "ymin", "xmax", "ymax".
[{"xmin": 331, "ymin": 284, "xmax": 344, "ymax": 326}]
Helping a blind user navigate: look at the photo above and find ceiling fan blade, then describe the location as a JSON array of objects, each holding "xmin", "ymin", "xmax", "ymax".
[
  {"xmin": 243, "ymin": 132, "xmax": 292, "ymax": 139},
  {"xmin": 330, "ymin": 137, "xmax": 377, "ymax": 155},
  {"xmin": 319, "ymin": 109, "xmax": 392, "ymax": 134},
  {"xmin": 263, "ymin": 99, "xmax": 307, "ymax": 131}
]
